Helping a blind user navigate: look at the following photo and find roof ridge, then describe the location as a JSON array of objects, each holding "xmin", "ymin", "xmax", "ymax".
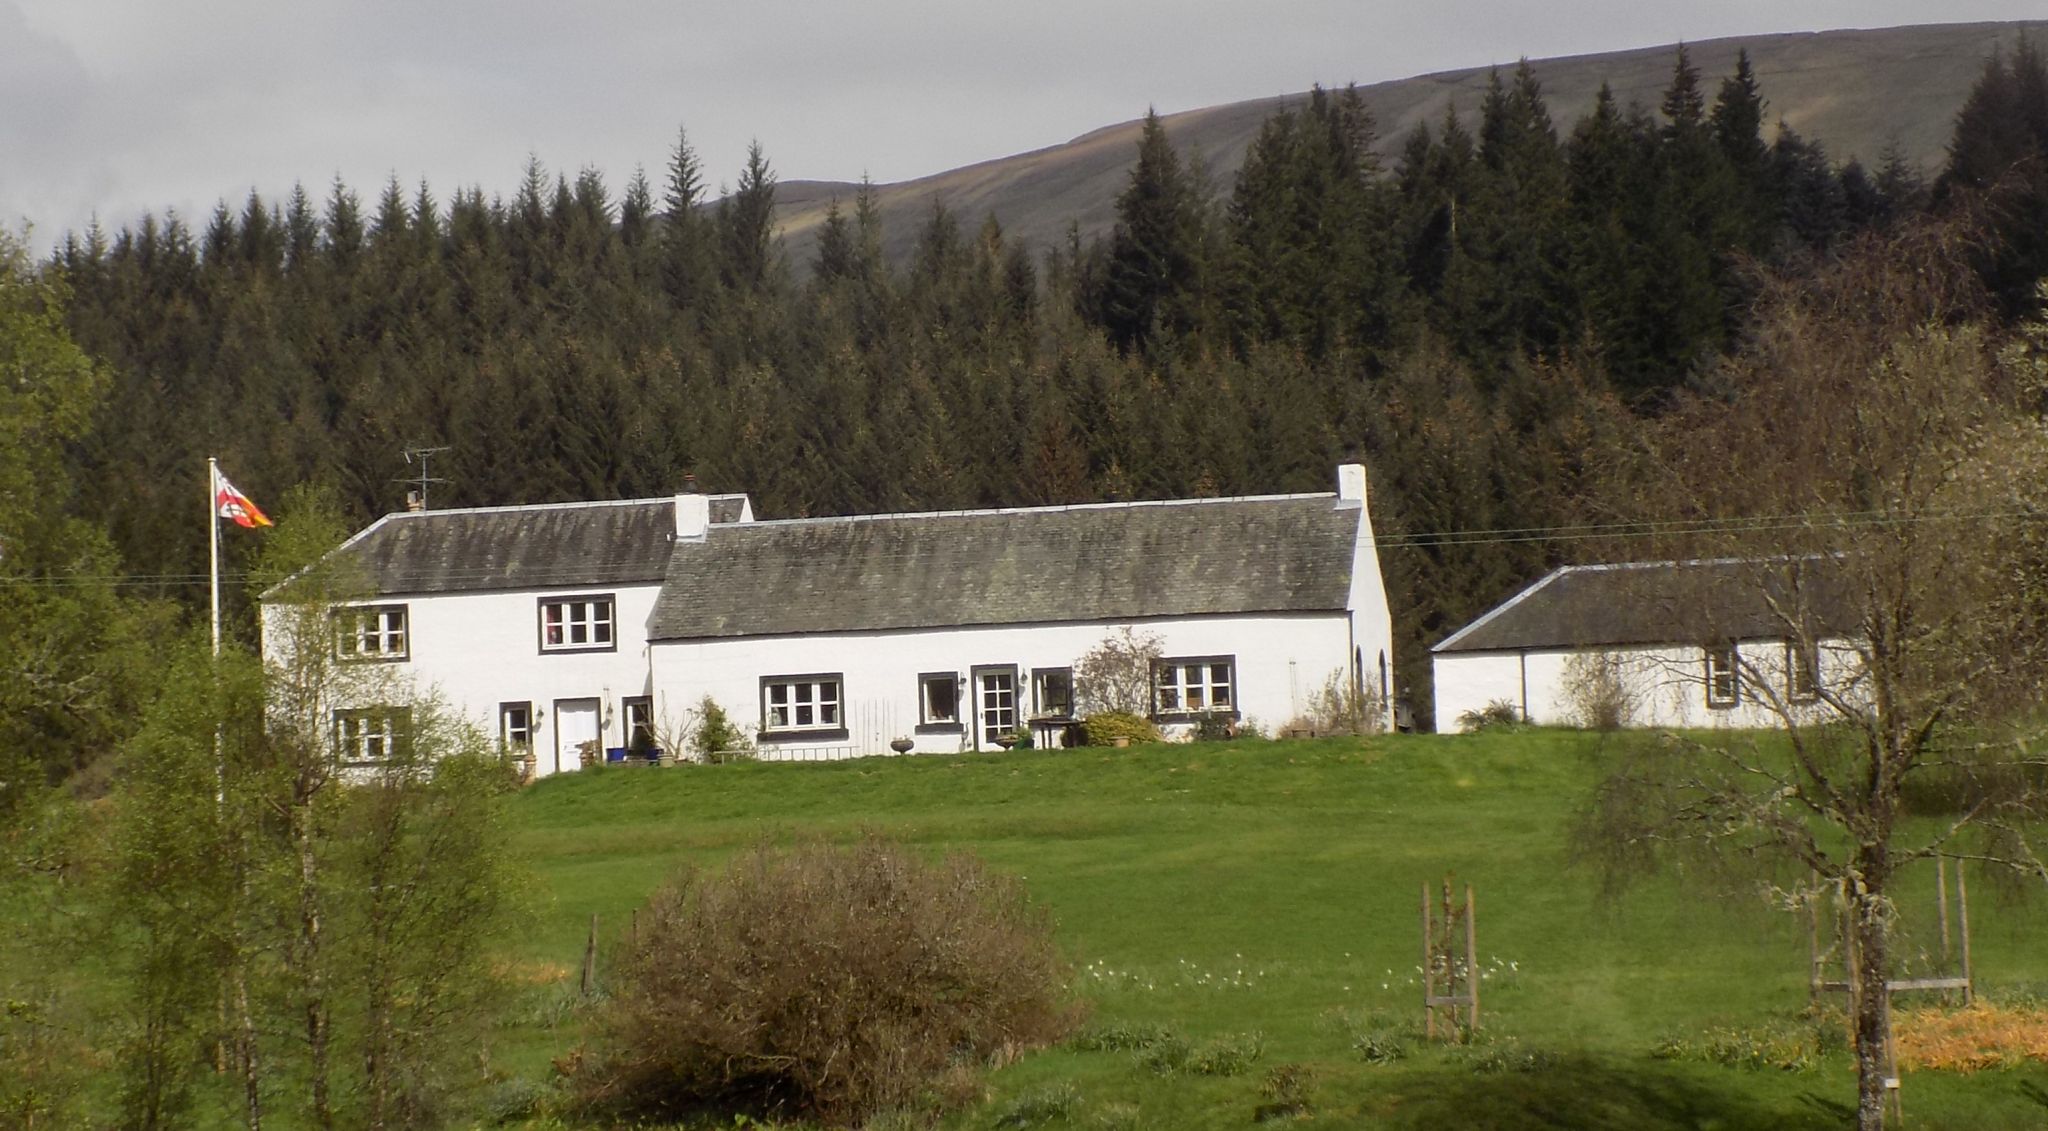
[
  {"xmin": 373, "ymin": 493, "xmax": 749, "ymax": 521},
  {"xmin": 738, "ymin": 491, "xmax": 1338, "ymax": 529}
]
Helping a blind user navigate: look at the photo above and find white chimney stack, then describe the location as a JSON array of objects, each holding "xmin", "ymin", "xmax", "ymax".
[
  {"xmin": 675, "ymin": 492, "xmax": 710, "ymax": 541},
  {"xmin": 1336, "ymin": 463, "xmax": 1367, "ymax": 505}
]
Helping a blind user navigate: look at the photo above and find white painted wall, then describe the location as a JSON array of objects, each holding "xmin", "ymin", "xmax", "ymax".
[
  {"xmin": 651, "ymin": 612, "xmax": 1359, "ymax": 758},
  {"xmin": 1434, "ymin": 639, "xmax": 1860, "ymax": 732},
  {"xmin": 267, "ymin": 583, "xmax": 663, "ymax": 776},
  {"xmin": 1338, "ymin": 466, "xmax": 1398, "ymax": 727}
]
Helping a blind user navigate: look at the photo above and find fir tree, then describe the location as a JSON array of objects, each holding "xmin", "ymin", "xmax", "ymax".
[{"xmin": 1095, "ymin": 109, "xmax": 1206, "ymax": 355}]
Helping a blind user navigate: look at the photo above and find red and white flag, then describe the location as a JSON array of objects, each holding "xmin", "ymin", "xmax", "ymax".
[{"xmin": 214, "ymin": 468, "xmax": 272, "ymax": 528}]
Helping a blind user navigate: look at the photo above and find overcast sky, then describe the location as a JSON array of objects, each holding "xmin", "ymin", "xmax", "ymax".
[{"xmin": 4, "ymin": 2, "xmax": 2036, "ymax": 246}]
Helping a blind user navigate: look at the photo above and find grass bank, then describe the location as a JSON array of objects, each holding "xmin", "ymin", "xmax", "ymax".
[{"xmin": 502, "ymin": 731, "xmax": 2048, "ymax": 1128}]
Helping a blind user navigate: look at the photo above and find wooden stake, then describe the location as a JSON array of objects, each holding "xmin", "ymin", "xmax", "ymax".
[
  {"xmin": 580, "ymin": 913, "xmax": 599, "ymax": 997},
  {"xmin": 1465, "ymin": 883, "xmax": 1480, "ymax": 1031},
  {"xmin": 1936, "ymin": 856, "xmax": 1951, "ymax": 966},
  {"xmin": 1807, "ymin": 884, "xmax": 1821, "ymax": 1002},
  {"xmin": 1420, "ymin": 881, "xmax": 1433, "ymax": 1041},
  {"xmin": 1958, "ymin": 861, "xmax": 1973, "ymax": 1006}
]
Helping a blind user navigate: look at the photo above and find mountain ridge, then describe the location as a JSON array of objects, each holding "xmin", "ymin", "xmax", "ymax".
[{"xmin": 767, "ymin": 20, "xmax": 2047, "ymax": 270}]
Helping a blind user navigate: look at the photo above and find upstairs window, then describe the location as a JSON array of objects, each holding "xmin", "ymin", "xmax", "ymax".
[
  {"xmin": 1155, "ymin": 657, "xmax": 1235, "ymax": 716},
  {"xmin": 763, "ymin": 675, "xmax": 842, "ymax": 733},
  {"xmin": 539, "ymin": 595, "xmax": 615, "ymax": 653},
  {"xmin": 1705, "ymin": 645, "xmax": 1740, "ymax": 708},
  {"xmin": 336, "ymin": 604, "xmax": 408, "ymax": 661},
  {"xmin": 334, "ymin": 707, "xmax": 412, "ymax": 765}
]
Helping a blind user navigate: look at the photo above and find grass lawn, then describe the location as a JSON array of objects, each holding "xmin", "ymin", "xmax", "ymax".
[{"xmin": 501, "ymin": 731, "xmax": 2048, "ymax": 1129}]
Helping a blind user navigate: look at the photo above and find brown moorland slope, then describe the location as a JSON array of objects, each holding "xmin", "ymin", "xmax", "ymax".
[{"xmin": 769, "ymin": 20, "xmax": 2045, "ymax": 271}]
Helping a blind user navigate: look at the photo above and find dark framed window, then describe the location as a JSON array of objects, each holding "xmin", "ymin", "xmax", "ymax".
[
  {"xmin": 1032, "ymin": 667, "xmax": 1075, "ymax": 719},
  {"xmin": 335, "ymin": 604, "xmax": 409, "ymax": 661},
  {"xmin": 538, "ymin": 594, "xmax": 616, "ymax": 653},
  {"xmin": 499, "ymin": 701, "xmax": 533, "ymax": 750},
  {"xmin": 1154, "ymin": 656, "xmax": 1236, "ymax": 716},
  {"xmin": 1786, "ymin": 641, "xmax": 1818, "ymax": 703},
  {"xmin": 918, "ymin": 672, "xmax": 962, "ymax": 732},
  {"xmin": 333, "ymin": 707, "xmax": 413, "ymax": 765},
  {"xmin": 1705, "ymin": 645, "xmax": 1740, "ymax": 708},
  {"xmin": 622, "ymin": 695, "xmax": 655, "ymax": 752},
  {"xmin": 761, "ymin": 674, "xmax": 844, "ymax": 736}
]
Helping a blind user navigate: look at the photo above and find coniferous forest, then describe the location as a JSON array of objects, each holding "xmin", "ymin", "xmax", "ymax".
[{"xmin": 29, "ymin": 42, "xmax": 2048, "ymax": 732}]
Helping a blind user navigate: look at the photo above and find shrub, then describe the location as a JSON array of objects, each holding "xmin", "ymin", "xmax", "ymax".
[
  {"xmin": 1560, "ymin": 651, "xmax": 1639, "ymax": 731},
  {"xmin": 690, "ymin": 695, "xmax": 754, "ymax": 763},
  {"xmin": 570, "ymin": 838, "xmax": 1079, "ymax": 1126},
  {"xmin": 1190, "ymin": 711, "xmax": 1236, "ymax": 742},
  {"xmin": 1082, "ymin": 712, "xmax": 1162, "ymax": 747},
  {"xmin": 1074, "ymin": 627, "xmax": 1164, "ymax": 716},
  {"xmin": 1284, "ymin": 670, "xmax": 1386, "ymax": 737},
  {"xmin": 1456, "ymin": 699, "xmax": 1523, "ymax": 732},
  {"xmin": 993, "ymin": 1081, "xmax": 1081, "ymax": 1128}
]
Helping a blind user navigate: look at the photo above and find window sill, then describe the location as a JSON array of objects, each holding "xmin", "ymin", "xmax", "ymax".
[
  {"xmin": 759, "ymin": 727, "xmax": 851, "ymax": 743},
  {"xmin": 915, "ymin": 722, "xmax": 964, "ymax": 735},
  {"xmin": 337, "ymin": 654, "xmax": 411, "ymax": 664},
  {"xmin": 538, "ymin": 644, "xmax": 618, "ymax": 656},
  {"xmin": 1153, "ymin": 710, "xmax": 1241, "ymax": 724}
]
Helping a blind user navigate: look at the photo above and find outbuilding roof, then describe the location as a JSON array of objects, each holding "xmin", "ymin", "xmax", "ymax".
[
  {"xmin": 327, "ymin": 494, "xmax": 750, "ymax": 596},
  {"xmin": 1432, "ymin": 557, "xmax": 1857, "ymax": 654},
  {"xmin": 649, "ymin": 494, "xmax": 1362, "ymax": 641}
]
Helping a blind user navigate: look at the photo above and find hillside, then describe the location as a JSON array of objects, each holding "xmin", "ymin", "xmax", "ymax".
[{"xmin": 772, "ymin": 20, "xmax": 2045, "ymax": 269}]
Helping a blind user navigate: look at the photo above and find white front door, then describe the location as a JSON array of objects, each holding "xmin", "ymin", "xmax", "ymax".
[{"xmin": 554, "ymin": 697, "xmax": 600, "ymax": 774}]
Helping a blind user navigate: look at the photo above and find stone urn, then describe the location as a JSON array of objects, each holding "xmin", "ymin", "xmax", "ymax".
[
  {"xmin": 992, "ymin": 733, "xmax": 1019, "ymax": 750},
  {"xmin": 889, "ymin": 736, "xmax": 916, "ymax": 755}
]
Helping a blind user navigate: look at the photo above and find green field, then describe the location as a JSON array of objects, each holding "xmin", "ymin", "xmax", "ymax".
[{"xmin": 502, "ymin": 732, "xmax": 2048, "ymax": 1129}]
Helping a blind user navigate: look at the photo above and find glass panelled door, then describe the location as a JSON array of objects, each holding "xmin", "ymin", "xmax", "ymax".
[{"xmin": 973, "ymin": 667, "xmax": 1017, "ymax": 749}]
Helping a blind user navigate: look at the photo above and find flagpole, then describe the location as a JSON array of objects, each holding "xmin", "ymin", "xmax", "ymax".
[{"xmin": 209, "ymin": 456, "xmax": 221, "ymax": 657}]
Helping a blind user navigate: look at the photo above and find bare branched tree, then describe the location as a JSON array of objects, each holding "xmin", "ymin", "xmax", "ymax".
[{"xmin": 1578, "ymin": 222, "xmax": 2048, "ymax": 1131}]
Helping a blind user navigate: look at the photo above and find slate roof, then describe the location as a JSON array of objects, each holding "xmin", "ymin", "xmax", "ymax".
[
  {"xmin": 327, "ymin": 494, "xmax": 749, "ymax": 597},
  {"xmin": 1433, "ymin": 557, "xmax": 1858, "ymax": 654},
  {"xmin": 649, "ymin": 494, "xmax": 1362, "ymax": 641}
]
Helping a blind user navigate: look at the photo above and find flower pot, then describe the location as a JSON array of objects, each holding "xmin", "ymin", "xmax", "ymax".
[{"xmin": 1113, "ymin": 736, "xmax": 1131, "ymax": 748}]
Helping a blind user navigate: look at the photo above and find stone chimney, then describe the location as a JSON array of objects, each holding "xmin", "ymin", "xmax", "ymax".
[{"xmin": 405, "ymin": 490, "xmax": 426, "ymax": 513}]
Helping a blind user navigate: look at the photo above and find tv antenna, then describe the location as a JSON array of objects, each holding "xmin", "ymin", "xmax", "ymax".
[{"xmin": 395, "ymin": 445, "xmax": 451, "ymax": 511}]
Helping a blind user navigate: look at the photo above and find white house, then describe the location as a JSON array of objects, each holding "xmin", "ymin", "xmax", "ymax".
[
  {"xmin": 276, "ymin": 466, "xmax": 1394, "ymax": 772},
  {"xmin": 1432, "ymin": 557, "xmax": 1858, "ymax": 732}
]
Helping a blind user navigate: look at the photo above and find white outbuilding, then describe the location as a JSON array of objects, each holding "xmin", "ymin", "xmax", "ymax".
[{"xmin": 1431, "ymin": 557, "xmax": 1858, "ymax": 732}]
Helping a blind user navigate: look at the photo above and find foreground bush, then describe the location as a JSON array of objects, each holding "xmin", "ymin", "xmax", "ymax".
[
  {"xmin": 571, "ymin": 838, "xmax": 1080, "ymax": 1126},
  {"xmin": 1082, "ymin": 711, "xmax": 1161, "ymax": 746}
]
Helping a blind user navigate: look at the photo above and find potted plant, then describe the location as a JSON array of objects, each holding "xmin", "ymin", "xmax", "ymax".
[{"xmin": 890, "ymin": 736, "xmax": 915, "ymax": 754}]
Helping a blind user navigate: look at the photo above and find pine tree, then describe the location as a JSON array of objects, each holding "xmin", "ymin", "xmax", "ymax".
[
  {"xmin": 1095, "ymin": 109, "xmax": 1206, "ymax": 355},
  {"xmin": 719, "ymin": 140, "xmax": 780, "ymax": 293}
]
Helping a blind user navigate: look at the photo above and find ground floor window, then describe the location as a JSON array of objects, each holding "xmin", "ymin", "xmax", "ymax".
[
  {"xmin": 1032, "ymin": 667, "xmax": 1074, "ymax": 719},
  {"xmin": 1155, "ymin": 657, "xmax": 1235, "ymax": 715},
  {"xmin": 1705, "ymin": 644, "xmax": 1740, "ymax": 708},
  {"xmin": 334, "ymin": 707, "xmax": 412, "ymax": 765},
  {"xmin": 763, "ymin": 675, "xmax": 842, "ymax": 732},
  {"xmin": 499, "ymin": 701, "xmax": 533, "ymax": 750},
  {"xmin": 919, "ymin": 672, "xmax": 961, "ymax": 729},
  {"xmin": 623, "ymin": 695, "xmax": 655, "ymax": 753},
  {"xmin": 1786, "ymin": 640, "xmax": 1818, "ymax": 703}
]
